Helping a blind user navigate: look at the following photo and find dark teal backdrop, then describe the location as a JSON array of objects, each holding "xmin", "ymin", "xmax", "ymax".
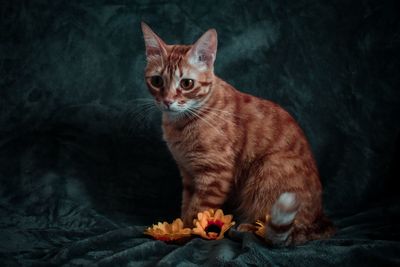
[{"xmin": 1, "ymin": 1, "xmax": 399, "ymax": 266}]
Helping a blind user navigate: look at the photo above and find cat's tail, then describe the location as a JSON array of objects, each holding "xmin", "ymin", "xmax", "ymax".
[
  {"xmin": 264, "ymin": 192, "xmax": 300, "ymax": 246},
  {"xmin": 264, "ymin": 192, "xmax": 335, "ymax": 246}
]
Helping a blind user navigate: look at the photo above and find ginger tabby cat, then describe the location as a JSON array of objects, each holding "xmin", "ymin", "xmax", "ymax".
[{"xmin": 141, "ymin": 22, "xmax": 334, "ymax": 246}]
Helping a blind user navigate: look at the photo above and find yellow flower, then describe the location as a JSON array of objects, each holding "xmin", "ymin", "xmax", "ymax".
[
  {"xmin": 144, "ymin": 218, "xmax": 192, "ymax": 242},
  {"xmin": 254, "ymin": 215, "xmax": 269, "ymax": 238},
  {"xmin": 192, "ymin": 209, "xmax": 235, "ymax": 240}
]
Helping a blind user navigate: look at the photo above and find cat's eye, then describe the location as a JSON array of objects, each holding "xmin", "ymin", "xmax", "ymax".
[
  {"xmin": 150, "ymin": 75, "xmax": 163, "ymax": 88},
  {"xmin": 180, "ymin": 79, "xmax": 195, "ymax": 90}
]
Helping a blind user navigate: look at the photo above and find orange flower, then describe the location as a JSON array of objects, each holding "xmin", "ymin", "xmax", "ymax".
[
  {"xmin": 144, "ymin": 218, "xmax": 192, "ymax": 242},
  {"xmin": 192, "ymin": 209, "xmax": 235, "ymax": 240},
  {"xmin": 254, "ymin": 215, "xmax": 269, "ymax": 238}
]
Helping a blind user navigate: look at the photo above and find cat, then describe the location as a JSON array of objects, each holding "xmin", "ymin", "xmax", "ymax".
[{"xmin": 141, "ymin": 22, "xmax": 335, "ymax": 246}]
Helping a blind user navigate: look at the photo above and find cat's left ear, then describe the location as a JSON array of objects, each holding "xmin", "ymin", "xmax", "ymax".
[{"xmin": 188, "ymin": 29, "xmax": 218, "ymax": 71}]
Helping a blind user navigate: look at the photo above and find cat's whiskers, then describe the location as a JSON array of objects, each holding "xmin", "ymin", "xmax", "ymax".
[
  {"xmin": 126, "ymin": 100, "xmax": 158, "ymax": 126},
  {"xmin": 186, "ymin": 107, "xmax": 224, "ymax": 135},
  {"xmin": 119, "ymin": 105, "xmax": 157, "ymax": 137},
  {"xmin": 188, "ymin": 105, "xmax": 239, "ymax": 127},
  {"xmin": 132, "ymin": 104, "xmax": 155, "ymax": 120},
  {"xmin": 198, "ymin": 109, "xmax": 233, "ymax": 127},
  {"xmin": 186, "ymin": 108, "xmax": 216, "ymax": 132},
  {"xmin": 129, "ymin": 98, "xmax": 156, "ymax": 104},
  {"xmin": 195, "ymin": 106, "xmax": 233, "ymax": 124},
  {"xmin": 196, "ymin": 107, "xmax": 241, "ymax": 126},
  {"xmin": 200, "ymin": 106, "xmax": 243, "ymax": 119}
]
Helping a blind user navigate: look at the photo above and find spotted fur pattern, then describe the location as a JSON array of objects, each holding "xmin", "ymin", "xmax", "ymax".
[{"xmin": 141, "ymin": 22, "xmax": 335, "ymax": 245}]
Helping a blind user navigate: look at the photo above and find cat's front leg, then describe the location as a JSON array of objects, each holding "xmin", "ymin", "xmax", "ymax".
[
  {"xmin": 180, "ymin": 170, "xmax": 194, "ymax": 220},
  {"xmin": 182, "ymin": 174, "xmax": 232, "ymax": 226}
]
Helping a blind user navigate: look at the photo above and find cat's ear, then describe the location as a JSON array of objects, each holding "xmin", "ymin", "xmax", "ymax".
[
  {"xmin": 188, "ymin": 29, "xmax": 218, "ymax": 71},
  {"xmin": 141, "ymin": 22, "xmax": 167, "ymax": 62}
]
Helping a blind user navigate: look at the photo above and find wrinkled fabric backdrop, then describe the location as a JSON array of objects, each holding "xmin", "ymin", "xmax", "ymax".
[{"xmin": 1, "ymin": 0, "xmax": 400, "ymax": 266}]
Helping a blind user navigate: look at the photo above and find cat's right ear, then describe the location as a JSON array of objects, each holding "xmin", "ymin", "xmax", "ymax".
[
  {"xmin": 188, "ymin": 28, "xmax": 218, "ymax": 71},
  {"xmin": 141, "ymin": 22, "xmax": 167, "ymax": 63}
]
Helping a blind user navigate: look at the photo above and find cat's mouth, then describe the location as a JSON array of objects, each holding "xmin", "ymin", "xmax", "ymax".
[
  {"xmin": 160, "ymin": 105, "xmax": 190, "ymax": 115},
  {"xmin": 157, "ymin": 99, "xmax": 201, "ymax": 115}
]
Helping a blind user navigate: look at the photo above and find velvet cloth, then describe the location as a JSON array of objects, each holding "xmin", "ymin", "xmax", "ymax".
[{"xmin": 1, "ymin": 0, "xmax": 399, "ymax": 266}]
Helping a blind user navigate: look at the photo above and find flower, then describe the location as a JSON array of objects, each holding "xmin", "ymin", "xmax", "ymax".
[
  {"xmin": 192, "ymin": 209, "xmax": 235, "ymax": 240},
  {"xmin": 254, "ymin": 215, "xmax": 269, "ymax": 238},
  {"xmin": 144, "ymin": 218, "xmax": 192, "ymax": 242}
]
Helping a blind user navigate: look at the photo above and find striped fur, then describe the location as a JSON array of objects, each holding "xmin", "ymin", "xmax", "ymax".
[{"xmin": 141, "ymin": 23, "xmax": 335, "ymax": 246}]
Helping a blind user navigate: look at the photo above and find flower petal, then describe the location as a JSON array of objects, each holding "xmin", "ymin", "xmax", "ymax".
[
  {"xmin": 214, "ymin": 209, "xmax": 223, "ymax": 220},
  {"xmin": 144, "ymin": 218, "xmax": 192, "ymax": 242}
]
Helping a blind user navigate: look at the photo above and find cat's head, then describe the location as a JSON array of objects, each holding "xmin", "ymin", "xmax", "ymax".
[{"xmin": 141, "ymin": 22, "xmax": 217, "ymax": 116}]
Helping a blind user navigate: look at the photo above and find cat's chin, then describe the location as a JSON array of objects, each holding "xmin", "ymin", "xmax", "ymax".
[
  {"xmin": 162, "ymin": 110, "xmax": 186, "ymax": 120},
  {"xmin": 162, "ymin": 109, "xmax": 181, "ymax": 114}
]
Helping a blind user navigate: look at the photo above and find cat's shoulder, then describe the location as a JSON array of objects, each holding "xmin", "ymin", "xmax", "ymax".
[
  {"xmin": 217, "ymin": 78, "xmax": 285, "ymax": 110},
  {"xmin": 217, "ymin": 78, "xmax": 297, "ymax": 123}
]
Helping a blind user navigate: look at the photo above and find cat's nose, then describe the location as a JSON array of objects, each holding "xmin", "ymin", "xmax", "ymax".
[{"xmin": 163, "ymin": 100, "xmax": 173, "ymax": 108}]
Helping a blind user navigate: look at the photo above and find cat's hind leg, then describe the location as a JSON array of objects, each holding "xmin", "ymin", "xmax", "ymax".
[{"xmin": 236, "ymin": 192, "xmax": 300, "ymax": 246}]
